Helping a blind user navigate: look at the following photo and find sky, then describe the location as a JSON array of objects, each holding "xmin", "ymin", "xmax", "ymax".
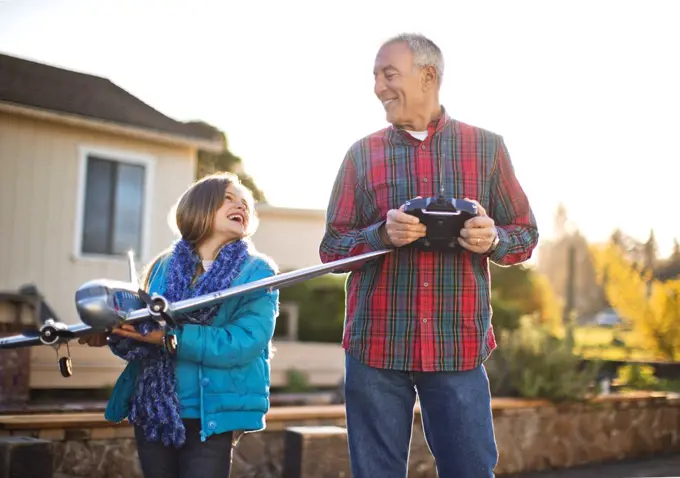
[{"xmin": 1, "ymin": 0, "xmax": 678, "ymax": 257}]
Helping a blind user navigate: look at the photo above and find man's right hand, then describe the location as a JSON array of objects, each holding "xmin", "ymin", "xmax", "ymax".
[
  {"xmin": 382, "ymin": 205, "xmax": 427, "ymax": 247},
  {"xmin": 78, "ymin": 333, "xmax": 109, "ymax": 347}
]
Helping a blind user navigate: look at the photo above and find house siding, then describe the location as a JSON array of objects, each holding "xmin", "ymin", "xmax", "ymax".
[{"xmin": 250, "ymin": 205, "xmax": 327, "ymax": 271}]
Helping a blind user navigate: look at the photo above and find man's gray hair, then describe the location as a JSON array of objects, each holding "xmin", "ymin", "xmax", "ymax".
[{"xmin": 382, "ymin": 33, "xmax": 444, "ymax": 84}]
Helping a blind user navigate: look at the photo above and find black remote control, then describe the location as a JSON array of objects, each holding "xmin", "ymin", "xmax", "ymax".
[{"xmin": 402, "ymin": 196, "xmax": 478, "ymax": 251}]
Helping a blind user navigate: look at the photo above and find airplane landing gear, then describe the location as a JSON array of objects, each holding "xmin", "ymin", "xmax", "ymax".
[
  {"xmin": 54, "ymin": 342, "xmax": 73, "ymax": 377},
  {"xmin": 58, "ymin": 356, "xmax": 72, "ymax": 377}
]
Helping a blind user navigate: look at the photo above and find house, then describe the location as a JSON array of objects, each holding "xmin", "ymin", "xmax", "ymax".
[
  {"xmin": 0, "ymin": 52, "xmax": 339, "ymax": 393},
  {"xmin": 0, "ymin": 51, "xmax": 219, "ymax": 390},
  {"xmin": 250, "ymin": 204, "xmax": 328, "ymax": 271}
]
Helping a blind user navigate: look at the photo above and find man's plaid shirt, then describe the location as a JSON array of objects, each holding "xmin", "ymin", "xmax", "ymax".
[{"xmin": 319, "ymin": 109, "xmax": 539, "ymax": 372}]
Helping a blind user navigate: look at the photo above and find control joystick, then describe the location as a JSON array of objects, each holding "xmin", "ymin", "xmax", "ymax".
[{"xmin": 402, "ymin": 196, "xmax": 478, "ymax": 251}]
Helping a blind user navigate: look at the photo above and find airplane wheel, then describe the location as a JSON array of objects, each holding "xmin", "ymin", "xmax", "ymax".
[{"xmin": 59, "ymin": 356, "xmax": 73, "ymax": 377}]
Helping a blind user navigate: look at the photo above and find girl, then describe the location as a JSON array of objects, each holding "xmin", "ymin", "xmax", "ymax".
[{"xmin": 81, "ymin": 172, "xmax": 279, "ymax": 478}]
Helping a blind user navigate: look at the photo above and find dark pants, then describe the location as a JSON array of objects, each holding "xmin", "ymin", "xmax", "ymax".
[
  {"xmin": 135, "ymin": 419, "xmax": 233, "ymax": 478},
  {"xmin": 344, "ymin": 352, "xmax": 498, "ymax": 478}
]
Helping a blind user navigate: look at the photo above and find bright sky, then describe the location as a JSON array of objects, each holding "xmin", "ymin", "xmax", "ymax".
[{"xmin": 1, "ymin": 0, "xmax": 678, "ymax": 257}]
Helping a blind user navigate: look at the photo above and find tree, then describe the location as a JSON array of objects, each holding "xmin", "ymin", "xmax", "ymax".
[
  {"xmin": 644, "ymin": 229, "xmax": 658, "ymax": 261},
  {"xmin": 537, "ymin": 232, "xmax": 607, "ymax": 318},
  {"xmin": 490, "ymin": 263, "xmax": 562, "ymax": 335},
  {"xmin": 553, "ymin": 202, "xmax": 569, "ymax": 238},
  {"xmin": 192, "ymin": 122, "xmax": 266, "ymax": 202},
  {"xmin": 536, "ymin": 205, "xmax": 608, "ymax": 318},
  {"xmin": 490, "ymin": 263, "xmax": 541, "ymax": 315},
  {"xmin": 590, "ymin": 241, "xmax": 680, "ymax": 361}
]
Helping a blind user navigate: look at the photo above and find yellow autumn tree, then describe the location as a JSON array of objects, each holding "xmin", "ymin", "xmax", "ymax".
[
  {"xmin": 590, "ymin": 242, "xmax": 680, "ymax": 360},
  {"xmin": 531, "ymin": 272, "xmax": 564, "ymax": 336}
]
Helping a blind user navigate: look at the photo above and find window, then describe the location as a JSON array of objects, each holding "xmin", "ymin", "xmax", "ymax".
[{"xmin": 76, "ymin": 147, "xmax": 154, "ymax": 260}]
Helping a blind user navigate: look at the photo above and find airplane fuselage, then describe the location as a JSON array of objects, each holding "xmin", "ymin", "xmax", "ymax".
[{"xmin": 75, "ymin": 279, "xmax": 146, "ymax": 332}]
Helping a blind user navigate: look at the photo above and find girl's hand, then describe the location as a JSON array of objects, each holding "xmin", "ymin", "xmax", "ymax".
[
  {"xmin": 78, "ymin": 333, "xmax": 109, "ymax": 347},
  {"xmin": 110, "ymin": 324, "xmax": 165, "ymax": 346}
]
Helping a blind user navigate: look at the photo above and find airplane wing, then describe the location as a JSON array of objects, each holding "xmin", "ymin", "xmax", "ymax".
[
  {"xmin": 0, "ymin": 323, "xmax": 93, "ymax": 350},
  {"xmin": 0, "ymin": 248, "xmax": 392, "ymax": 348},
  {"xmin": 123, "ymin": 248, "xmax": 392, "ymax": 325},
  {"xmin": 0, "ymin": 330, "xmax": 41, "ymax": 349}
]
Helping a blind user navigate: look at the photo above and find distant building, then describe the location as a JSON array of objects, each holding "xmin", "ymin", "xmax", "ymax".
[{"xmin": 250, "ymin": 204, "xmax": 327, "ymax": 271}]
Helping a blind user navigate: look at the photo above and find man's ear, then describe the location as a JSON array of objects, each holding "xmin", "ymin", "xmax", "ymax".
[{"xmin": 421, "ymin": 66, "xmax": 437, "ymax": 91}]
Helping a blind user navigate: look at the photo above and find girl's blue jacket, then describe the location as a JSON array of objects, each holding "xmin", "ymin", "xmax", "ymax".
[{"xmin": 105, "ymin": 251, "xmax": 279, "ymax": 442}]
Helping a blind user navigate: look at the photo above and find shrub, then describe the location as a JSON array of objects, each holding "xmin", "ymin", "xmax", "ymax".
[
  {"xmin": 616, "ymin": 364, "xmax": 680, "ymax": 393},
  {"xmin": 486, "ymin": 318, "xmax": 600, "ymax": 402},
  {"xmin": 283, "ymin": 368, "xmax": 310, "ymax": 393},
  {"xmin": 490, "ymin": 295, "xmax": 522, "ymax": 343},
  {"xmin": 277, "ymin": 275, "xmax": 347, "ymax": 343}
]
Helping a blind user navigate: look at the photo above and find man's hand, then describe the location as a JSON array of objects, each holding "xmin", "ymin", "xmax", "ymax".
[
  {"xmin": 110, "ymin": 324, "xmax": 165, "ymax": 346},
  {"xmin": 78, "ymin": 333, "xmax": 109, "ymax": 347},
  {"xmin": 383, "ymin": 204, "xmax": 427, "ymax": 247},
  {"xmin": 458, "ymin": 198, "xmax": 498, "ymax": 254}
]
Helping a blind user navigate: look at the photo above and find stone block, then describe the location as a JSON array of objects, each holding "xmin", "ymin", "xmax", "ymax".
[
  {"xmin": 282, "ymin": 426, "xmax": 351, "ymax": 478},
  {"xmin": 0, "ymin": 343, "xmax": 31, "ymax": 407},
  {"xmin": 0, "ymin": 436, "xmax": 53, "ymax": 478},
  {"xmin": 0, "ymin": 296, "xmax": 36, "ymax": 407}
]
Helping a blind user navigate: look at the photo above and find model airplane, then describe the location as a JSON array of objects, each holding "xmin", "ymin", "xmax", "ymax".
[{"xmin": 0, "ymin": 248, "xmax": 391, "ymax": 377}]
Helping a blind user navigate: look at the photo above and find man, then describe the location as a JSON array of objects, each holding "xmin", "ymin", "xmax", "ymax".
[{"xmin": 319, "ymin": 33, "xmax": 538, "ymax": 477}]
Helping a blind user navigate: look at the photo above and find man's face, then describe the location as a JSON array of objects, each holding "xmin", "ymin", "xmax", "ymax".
[{"xmin": 373, "ymin": 42, "xmax": 426, "ymax": 129}]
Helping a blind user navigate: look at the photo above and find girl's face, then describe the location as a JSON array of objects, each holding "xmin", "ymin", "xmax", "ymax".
[{"xmin": 211, "ymin": 182, "xmax": 252, "ymax": 242}]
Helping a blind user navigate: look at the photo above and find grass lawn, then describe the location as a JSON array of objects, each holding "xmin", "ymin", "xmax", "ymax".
[{"xmin": 572, "ymin": 325, "xmax": 655, "ymax": 361}]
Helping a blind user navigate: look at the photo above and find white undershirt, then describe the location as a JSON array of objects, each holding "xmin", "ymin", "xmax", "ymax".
[
  {"xmin": 202, "ymin": 260, "xmax": 214, "ymax": 272},
  {"xmin": 405, "ymin": 130, "xmax": 428, "ymax": 141}
]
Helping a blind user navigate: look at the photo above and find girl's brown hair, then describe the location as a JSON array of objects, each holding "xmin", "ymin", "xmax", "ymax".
[{"xmin": 140, "ymin": 172, "xmax": 257, "ymax": 289}]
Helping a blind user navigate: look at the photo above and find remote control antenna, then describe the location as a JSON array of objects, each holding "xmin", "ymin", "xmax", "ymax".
[{"xmin": 437, "ymin": 152, "xmax": 445, "ymax": 198}]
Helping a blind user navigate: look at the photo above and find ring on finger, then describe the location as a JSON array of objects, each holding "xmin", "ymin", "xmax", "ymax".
[{"xmin": 476, "ymin": 237, "xmax": 480, "ymax": 246}]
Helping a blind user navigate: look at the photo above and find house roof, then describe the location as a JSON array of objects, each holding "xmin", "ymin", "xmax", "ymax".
[{"xmin": 0, "ymin": 52, "xmax": 223, "ymax": 146}]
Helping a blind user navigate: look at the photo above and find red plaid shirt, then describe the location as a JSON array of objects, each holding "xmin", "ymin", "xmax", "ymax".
[{"xmin": 319, "ymin": 108, "xmax": 539, "ymax": 372}]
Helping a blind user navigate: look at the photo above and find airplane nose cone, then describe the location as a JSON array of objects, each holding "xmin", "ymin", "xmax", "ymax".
[{"xmin": 75, "ymin": 281, "xmax": 119, "ymax": 330}]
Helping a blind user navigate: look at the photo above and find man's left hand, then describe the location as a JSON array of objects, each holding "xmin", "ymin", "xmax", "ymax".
[
  {"xmin": 458, "ymin": 198, "xmax": 497, "ymax": 254},
  {"xmin": 110, "ymin": 324, "xmax": 165, "ymax": 346}
]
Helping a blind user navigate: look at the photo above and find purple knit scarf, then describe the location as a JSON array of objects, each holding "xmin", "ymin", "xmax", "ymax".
[{"xmin": 108, "ymin": 238, "xmax": 249, "ymax": 447}]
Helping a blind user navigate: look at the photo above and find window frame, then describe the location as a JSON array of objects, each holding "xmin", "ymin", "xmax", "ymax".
[{"xmin": 74, "ymin": 145, "xmax": 156, "ymax": 263}]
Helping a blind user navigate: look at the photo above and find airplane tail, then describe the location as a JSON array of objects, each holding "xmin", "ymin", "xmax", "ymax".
[{"xmin": 127, "ymin": 250, "xmax": 139, "ymax": 289}]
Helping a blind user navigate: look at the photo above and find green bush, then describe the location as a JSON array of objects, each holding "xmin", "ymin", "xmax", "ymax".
[
  {"xmin": 617, "ymin": 364, "xmax": 658, "ymax": 390},
  {"xmin": 486, "ymin": 318, "xmax": 600, "ymax": 402},
  {"xmin": 283, "ymin": 368, "xmax": 311, "ymax": 393},
  {"xmin": 490, "ymin": 295, "xmax": 522, "ymax": 343},
  {"xmin": 277, "ymin": 274, "xmax": 347, "ymax": 343},
  {"xmin": 616, "ymin": 364, "xmax": 680, "ymax": 393}
]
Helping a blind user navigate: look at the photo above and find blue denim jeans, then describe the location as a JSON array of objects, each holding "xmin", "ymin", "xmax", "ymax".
[
  {"xmin": 344, "ymin": 352, "xmax": 498, "ymax": 478},
  {"xmin": 134, "ymin": 419, "xmax": 233, "ymax": 478}
]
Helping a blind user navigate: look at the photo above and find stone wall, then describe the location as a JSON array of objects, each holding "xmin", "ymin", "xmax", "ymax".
[
  {"xmin": 0, "ymin": 393, "xmax": 679, "ymax": 477},
  {"xmin": 0, "ymin": 338, "xmax": 31, "ymax": 407},
  {"xmin": 0, "ymin": 295, "xmax": 36, "ymax": 407}
]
